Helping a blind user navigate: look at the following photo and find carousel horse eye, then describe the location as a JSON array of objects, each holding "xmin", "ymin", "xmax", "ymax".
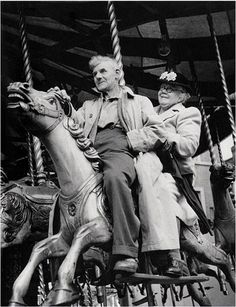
[
  {"xmin": 48, "ymin": 97, "xmax": 56, "ymax": 104},
  {"xmin": 22, "ymin": 83, "xmax": 29, "ymax": 88}
]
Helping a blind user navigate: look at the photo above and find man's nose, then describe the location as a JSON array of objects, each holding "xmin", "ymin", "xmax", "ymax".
[{"xmin": 95, "ymin": 72, "xmax": 102, "ymax": 79}]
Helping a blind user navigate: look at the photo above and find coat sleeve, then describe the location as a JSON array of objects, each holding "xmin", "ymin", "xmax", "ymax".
[
  {"xmin": 157, "ymin": 107, "xmax": 202, "ymax": 158},
  {"xmin": 126, "ymin": 96, "xmax": 167, "ymax": 152}
]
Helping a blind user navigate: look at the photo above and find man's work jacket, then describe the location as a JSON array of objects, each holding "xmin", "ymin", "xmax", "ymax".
[{"xmin": 71, "ymin": 86, "xmax": 166, "ymax": 151}]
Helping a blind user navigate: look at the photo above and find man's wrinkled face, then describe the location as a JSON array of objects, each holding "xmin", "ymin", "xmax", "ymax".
[
  {"xmin": 158, "ymin": 83, "xmax": 186, "ymax": 110},
  {"xmin": 92, "ymin": 61, "xmax": 119, "ymax": 93}
]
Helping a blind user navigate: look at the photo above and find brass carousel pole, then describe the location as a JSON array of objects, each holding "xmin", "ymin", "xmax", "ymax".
[
  {"xmin": 189, "ymin": 59, "xmax": 233, "ymax": 295},
  {"xmin": 189, "ymin": 60, "xmax": 217, "ymax": 166},
  {"xmin": 18, "ymin": 9, "xmax": 46, "ymax": 186},
  {"xmin": 107, "ymin": 2, "xmax": 156, "ymax": 305},
  {"xmin": 18, "ymin": 7, "xmax": 46, "ymax": 304},
  {"xmin": 207, "ymin": 13, "xmax": 236, "ymax": 148},
  {"xmin": 107, "ymin": 1, "xmax": 125, "ymax": 86}
]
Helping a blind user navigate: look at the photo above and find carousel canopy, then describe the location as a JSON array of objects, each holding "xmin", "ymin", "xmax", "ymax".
[{"xmin": 1, "ymin": 1, "xmax": 235, "ymax": 178}]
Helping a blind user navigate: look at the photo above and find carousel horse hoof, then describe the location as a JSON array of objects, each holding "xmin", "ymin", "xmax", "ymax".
[
  {"xmin": 8, "ymin": 301, "xmax": 28, "ymax": 307},
  {"xmin": 41, "ymin": 282, "xmax": 81, "ymax": 306}
]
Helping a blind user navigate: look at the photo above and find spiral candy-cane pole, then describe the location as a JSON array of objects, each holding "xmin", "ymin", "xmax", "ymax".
[
  {"xmin": 198, "ymin": 97, "xmax": 217, "ymax": 166},
  {"xmin": 27, "ymin": 132, "xmax": 35, "ymax": 185},
  {"xmin": 207, "ymin": 13, "xmax": 236, "ymax": 147},
  {"xmin": 215, "ymin": 127, "xmax": 224, "ymax": 165},
  {"xmin": 18, "ymin": 8, "xmax": 46, "ymax": 186},
  {"xmin": 32, "ymin": 135, "xmax": 46, "ymax": 185},
  {"xmin": 84, "ymin": 269, "xmax": 93, "ymax": 306},
  {"xmin": 37, "ymin": 263, "xmax": 47, "ymax": 304},
  {"xmin": 18, "ymin": 7, "xmax": 46, "ymax": 303},
  {"xmin": 18, "ymin": 12, "xmax": 33, "ymax": 86},
  {"xmin": 107, "ymin": 1, "xmax": 125, "ymax": 86},
  {"xmin": 189, "ymin": 61, "xmax": 217, "ymax": 166}
]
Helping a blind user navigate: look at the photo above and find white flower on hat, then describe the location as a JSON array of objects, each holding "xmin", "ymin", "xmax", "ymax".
[{"xmin": 160, "ymin": 71, "xmax": 177, "ymax": 81}]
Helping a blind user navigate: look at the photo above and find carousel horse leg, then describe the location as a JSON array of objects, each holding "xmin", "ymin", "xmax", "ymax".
[
  {"xmin": 187, "ymin": 283, "xmax": 212, "ymax": 306},
  {"xmin": 181, "ymin": 226, "xmax": 235, "ymax": 292},
  {"xmin": 9, "ymin": 232, "xmax": 69, "ymax": 306},
  {"xmin": 182, "ymin": 254, "xmax": 212, "ymax": 306},
  {"xmin": 42, "ymin": 216, "xmax": 112, "ymax": 306}
]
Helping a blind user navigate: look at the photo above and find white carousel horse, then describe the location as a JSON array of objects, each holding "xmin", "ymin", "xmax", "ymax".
[
  {"xmin": 7, "ymin": 82, "xmax": 112, "ymax": 306},
  {"xmin": 6, "ymin": 82, "xmax": 234, "ymax": 306}
]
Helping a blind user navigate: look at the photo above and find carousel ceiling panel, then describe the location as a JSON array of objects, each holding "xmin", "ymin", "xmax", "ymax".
[{"xmin": 1, "ymin": 1, "xmax": 235, "ymax": 171}]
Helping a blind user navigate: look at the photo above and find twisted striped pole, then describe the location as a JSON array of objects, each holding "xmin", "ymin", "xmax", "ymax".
[
  {"xmin": 198, "ymin": 97, "xmax": 217, "ymax": 166},
  {"xmin": 18, "ymin": 7, "xmax": 46, "ymax": 303},
  {"xmin": 84, "ymin": 269, "xmax": 93, "ymax": 306},
  {"xmin": 207, "ymin": 13, "xmax": 236, "ymax": 147},
  {"xmin": 107, "ymin": 1, "xmax": 125, "ymax": 86},
  {"xmin": 27, "ymin": 132, "xmax": 35, "ymax": 185},
  {"xmin": 215, "ymin": 127, "xmax": 224, "ymax": 165},
  {"xmin": 18, "ymin": 8, "xmax": 46, "ymax": 186},
  {"xmin": 189, "ymin": 61, "xmax": 217, "ymax": 166}
]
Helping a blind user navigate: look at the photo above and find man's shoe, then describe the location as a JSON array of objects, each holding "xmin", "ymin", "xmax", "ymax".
[
  {"xmin": 113, "ymin": 257, "xmax": 138, "ymax": 273},
  {"xmin": 164, "ymin": 257, "xmax": 183, "ymax": 277}
]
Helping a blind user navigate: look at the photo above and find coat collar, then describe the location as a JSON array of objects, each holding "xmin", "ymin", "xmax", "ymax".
[{"xmin": 155, "ymin": 103, "xmax": 185, "ymax": 120}]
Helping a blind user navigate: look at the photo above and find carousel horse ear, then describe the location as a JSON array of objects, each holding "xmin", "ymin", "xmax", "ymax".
[
  {"xmin": 60, "ymin": 91, "xmax": 72, "ymax": 117},
  {"xmin": 60, "ymin": 89, "xmax": 71, "ymax": 102}
]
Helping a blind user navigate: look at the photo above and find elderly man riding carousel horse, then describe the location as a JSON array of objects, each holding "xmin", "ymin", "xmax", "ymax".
[{"xmin": 68, "ymin": 55, "xmax": 211, "ymax": 277}]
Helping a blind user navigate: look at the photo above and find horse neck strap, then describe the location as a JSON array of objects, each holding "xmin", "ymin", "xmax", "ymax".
[
  {"xmin": 31, "ymin": 102, "xmax": 65, "ymax": 136},
  {"xmin": 32, "ymin": 103, "xmax": 64, "ymax": 119}
]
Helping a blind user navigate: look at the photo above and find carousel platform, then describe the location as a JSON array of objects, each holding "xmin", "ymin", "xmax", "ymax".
[{"xmin": 116, "ymin": 273, "xmax": 209, "ymax": 285}]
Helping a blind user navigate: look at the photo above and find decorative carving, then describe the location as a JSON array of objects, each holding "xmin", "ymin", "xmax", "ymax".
[
  {"xmin": 1, "ymin": 181, "xmax": 59, "ymax": 248},
  {"xmin": 1, "ymin": 191, "xmax": 31, "ymax": 243}
]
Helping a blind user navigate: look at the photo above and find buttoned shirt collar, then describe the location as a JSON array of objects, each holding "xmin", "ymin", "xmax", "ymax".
[{"xmin": 91, "ymin": 85, "xmax": 135, "ymax": 100}]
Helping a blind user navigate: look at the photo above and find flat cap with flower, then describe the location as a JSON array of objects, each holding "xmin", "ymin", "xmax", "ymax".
[{"xmin": 159, "ymin": 71, "xmax": 192, "ymax": 94}]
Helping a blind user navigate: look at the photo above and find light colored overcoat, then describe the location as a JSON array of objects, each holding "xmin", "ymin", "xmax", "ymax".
[
  {"xmin": 137, "ymin": 103, "xmax": 202, "ymax": 251},
  {"xmin": 154, "ymin": 103, "xmax": 202, "ymax": 175}
]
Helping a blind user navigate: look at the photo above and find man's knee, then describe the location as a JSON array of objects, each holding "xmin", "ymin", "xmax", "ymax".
[{"xmin": 104, "ymin": 168, "xmax": 126, "ymax": 187}]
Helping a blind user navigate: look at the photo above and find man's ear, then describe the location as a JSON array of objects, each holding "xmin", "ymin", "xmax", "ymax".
[{"xmin": 115, "ymin": 68, "xmax": 121, "ymax": 79}]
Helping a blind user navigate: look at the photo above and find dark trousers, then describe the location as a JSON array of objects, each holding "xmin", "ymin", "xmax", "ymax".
[{"xmin": 94, "ymin": 127, "xmax": 140, "ymax": 258}]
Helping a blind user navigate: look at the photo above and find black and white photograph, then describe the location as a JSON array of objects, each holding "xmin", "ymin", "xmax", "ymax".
[{"xmin": 1, "ymin": 1, "xmax": 235, "ymax": 306}]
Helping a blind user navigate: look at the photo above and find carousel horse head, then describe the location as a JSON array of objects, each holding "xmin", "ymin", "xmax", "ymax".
[{"xmin": 7, "ymin": 82, "xmax": 71, "ymax": 136}]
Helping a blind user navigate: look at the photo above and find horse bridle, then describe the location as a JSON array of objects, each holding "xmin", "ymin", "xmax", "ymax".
[{"xmin": 28, "ymin": 96, "xmax": 65, "ymax": 136}]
